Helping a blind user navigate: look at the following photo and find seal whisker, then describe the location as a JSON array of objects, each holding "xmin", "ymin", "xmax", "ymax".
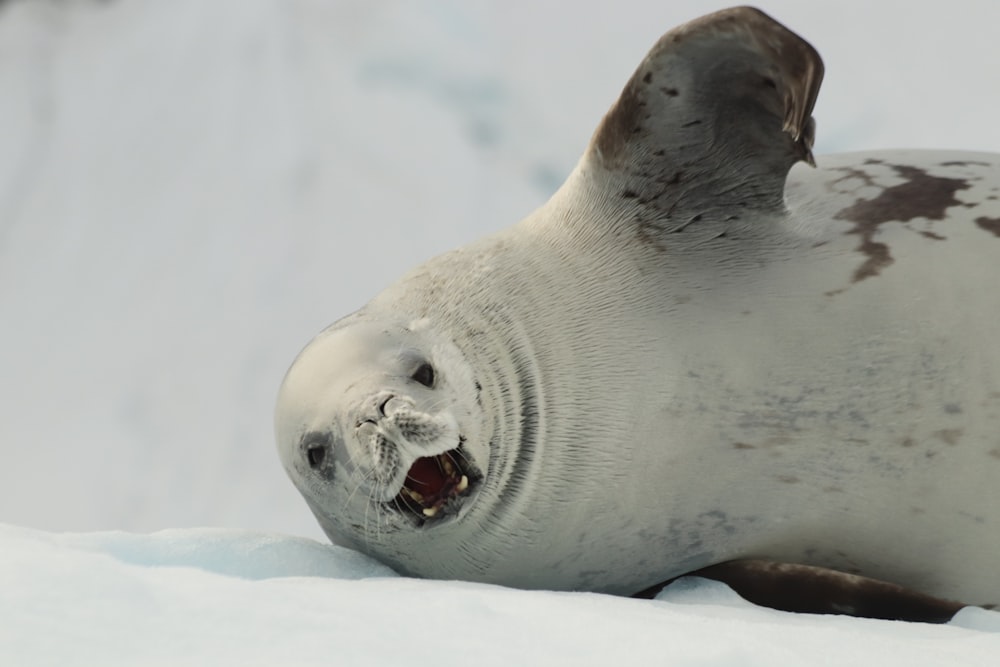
[
  {"xmin": 344, "ymin": 466, "xmax": 377, "ymax": 508},
  {"xmin": 449, "ymin": 445, "xmax": 474, "ymax": 470}
]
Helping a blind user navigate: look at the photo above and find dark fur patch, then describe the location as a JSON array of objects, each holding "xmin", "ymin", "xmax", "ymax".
[
  {"xmin": 588, "ymin": 6, "xmax": 822, "ymax": 239},
  {"xmin": 975, "ymin": 216, "xmax": 1000, "ymax": 237},
  {"xmin": 934, "ymin": 428, "xmax": 963, "ymax": 446},
  {"xmin": 834, "ymin": 165, "xmax": 970, "ymax": 283}
]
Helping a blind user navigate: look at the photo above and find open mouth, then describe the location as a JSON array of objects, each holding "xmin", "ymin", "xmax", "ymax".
[{"xmin": 392, "ymin": 444, "xmax": 477, "ymax": 522}]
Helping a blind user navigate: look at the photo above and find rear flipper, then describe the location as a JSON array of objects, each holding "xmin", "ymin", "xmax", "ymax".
[{"xmin": 633, "ymin": 559, "xmax": 966, "ymax": 623}]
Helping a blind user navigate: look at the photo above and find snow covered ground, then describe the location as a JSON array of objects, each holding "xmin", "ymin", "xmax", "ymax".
[
  {"xmin": 4, "ymin": 524, "xmax": 999, "ymax": 666},
  {"xmin": 2, "ymin": 0, "xmax": 1000, "ymax": 664}
]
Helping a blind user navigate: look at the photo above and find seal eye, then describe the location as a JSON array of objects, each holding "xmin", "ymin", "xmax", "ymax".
[{"xmin": 411, "ymin": 362, "xmax": 435, "ymax": 388}]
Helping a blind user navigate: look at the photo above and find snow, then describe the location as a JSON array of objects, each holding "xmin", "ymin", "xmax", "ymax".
[
  {"xmin": 1, "ymin": 0, "xmax": 999, "ymax": 664},
  {"xmin": 3, "ymin": 524, "xmax": 998, "ymax": 666}
]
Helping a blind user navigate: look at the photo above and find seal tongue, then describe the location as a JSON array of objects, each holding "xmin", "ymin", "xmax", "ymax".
[
  {"xmin": 406, "ymin": 456, "xmax": 448, "ymax": 496},
  {"xmin": 396, "ymin": 451, "xmax": 472, "ymax": 520}
]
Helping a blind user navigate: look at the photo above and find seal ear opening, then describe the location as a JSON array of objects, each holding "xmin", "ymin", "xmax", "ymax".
[
  {"xmin": 307, "ymin": 445, "xmax": 326, "ymax": 468},
  {"xmin": 587, "ymin": 6, "xmax": 823, "ymax": 218},
  {"xmin": 300, "ymin": 432, "xmax": 334, "ymax": 479}
]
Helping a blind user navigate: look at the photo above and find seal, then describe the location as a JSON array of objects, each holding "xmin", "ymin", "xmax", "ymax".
[{"xmin": 275, "ymin": 6, "xmax": 1000, "ymax": 618}]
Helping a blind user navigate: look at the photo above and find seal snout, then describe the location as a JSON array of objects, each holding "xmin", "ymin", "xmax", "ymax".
[
  {"xmin": 348, "ymin": 391, "xmax": 479, "ymax": 519},
  {"xmin": 374, "ymin": 393, "xmax": 409, "ymax": 420}
]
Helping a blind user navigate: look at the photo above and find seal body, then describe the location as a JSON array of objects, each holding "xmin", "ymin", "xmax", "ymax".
[{"xmin": 275, "ymin": 7, "xmax": 1000, "ymax": 608}]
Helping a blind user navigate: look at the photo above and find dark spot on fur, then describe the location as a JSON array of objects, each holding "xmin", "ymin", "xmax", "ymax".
[
  {"xmin": 901, "ymin": 437, "xmax": 915, "ymax": 448},
  {"xmin": 681, "ymin": 119, "xmax": 702, "ymax": 128},
  {"xmin": 762, "ymin": 76, "xmax": 777, "ymax": 89},
  {"xmin": 653, "ymin": 149, "xmax": 666, "ymax": 157},
  {"xmin": 920, "ymin": 230, "xmax": 947, "ymax": 241},
  {"xmin": 621, "ymin": 189, "xmax": 638, "ymax": 199},
  {"xmin": 733, "ymin": 442, "xmax": 755, "ymax": 450},
  {"xmin": 667, "ymin": 171, "xmax": 684, "ymax": 185},
  {"xmin": 660, "ymin": 86, "xmax": 679, "ymax": 97},
  {"xmin": 636, "ymin": 223, "xmax": 669, "ymax": 252},
  {"xmin": 975, "ymin": 216, "xmax": 1000, "ymax": 237},
  {"xmin": 848, "ymin": 236, "xmax": 890, "ymax": 283},
  {"xmin": 943, "ymin": 403, "xmax": 962, "ymax": 415},
  {"xmin": 642, "ymin": 71, "xmax": 653, "ymax": 84},
  {"xmin": 829, "ymin": 166, "xmax": 877, "ymax": 190},
  {"xmin": 934, "ymin": 428, "xmax": 963, "ymax": 446},
  {"xmin": 834, "ymin": 165, "xmax": 970, "ymax": 283},
  {"xmin": 939, "ymin": 160, "xmax": 990, "ymax": 167},
  {"xmin": 777, "ymin": 475, "xmax": 800, "ymax": 484},
  {"xmin": 989, "ymin": 448, "xmax": 1000, "ymax": 460}
]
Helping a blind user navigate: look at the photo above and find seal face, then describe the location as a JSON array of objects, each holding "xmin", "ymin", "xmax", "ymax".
[
  {"xmin": 275, "ymin": 318, "xmax": 488, "ymax": 534},
  {"xmin": 276, "ymin": 6, "xmax": 1000, "ymax": 612}
]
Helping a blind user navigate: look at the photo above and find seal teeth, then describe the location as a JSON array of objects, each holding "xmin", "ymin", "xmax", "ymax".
[
  {"xmin": 402, "ymin": 488, "xmax": 424, "ymax": 503},
  {"xmin": 391, "ymin": 445, "xmax": 476, "ymax": 522}
]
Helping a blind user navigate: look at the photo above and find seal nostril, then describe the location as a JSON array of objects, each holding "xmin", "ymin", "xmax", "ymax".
[
  {"xmin": 377, "ymin": 395, "xmax": 393, "ymax": 417},
  {"xmin": 307, "ymin": 445, "xmax": 326, "ymax": 468}
]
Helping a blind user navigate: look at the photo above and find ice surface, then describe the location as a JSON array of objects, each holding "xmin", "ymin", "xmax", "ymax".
[{"xmin": 3, "ymin": 525, "xmax": 998, "ymax": 666}]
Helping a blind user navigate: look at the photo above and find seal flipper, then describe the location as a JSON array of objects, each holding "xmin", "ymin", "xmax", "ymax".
[
  {"xmin": 586, "ymin": 6, "xmax": 823, "ymax": 225},
  {"xmin": 633, "ymin": 560, "xmax": 966, "ymax": 623}
]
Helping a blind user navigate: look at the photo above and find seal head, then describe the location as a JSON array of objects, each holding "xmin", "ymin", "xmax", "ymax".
[{"xmin": 276, "ymin": 315, "xmax": 487, "ymax": 543}]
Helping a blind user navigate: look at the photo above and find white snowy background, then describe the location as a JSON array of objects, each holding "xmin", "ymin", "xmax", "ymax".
[{"xmin": 2, "ymin": 0, "xmax": 999, "ymax": 664}]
